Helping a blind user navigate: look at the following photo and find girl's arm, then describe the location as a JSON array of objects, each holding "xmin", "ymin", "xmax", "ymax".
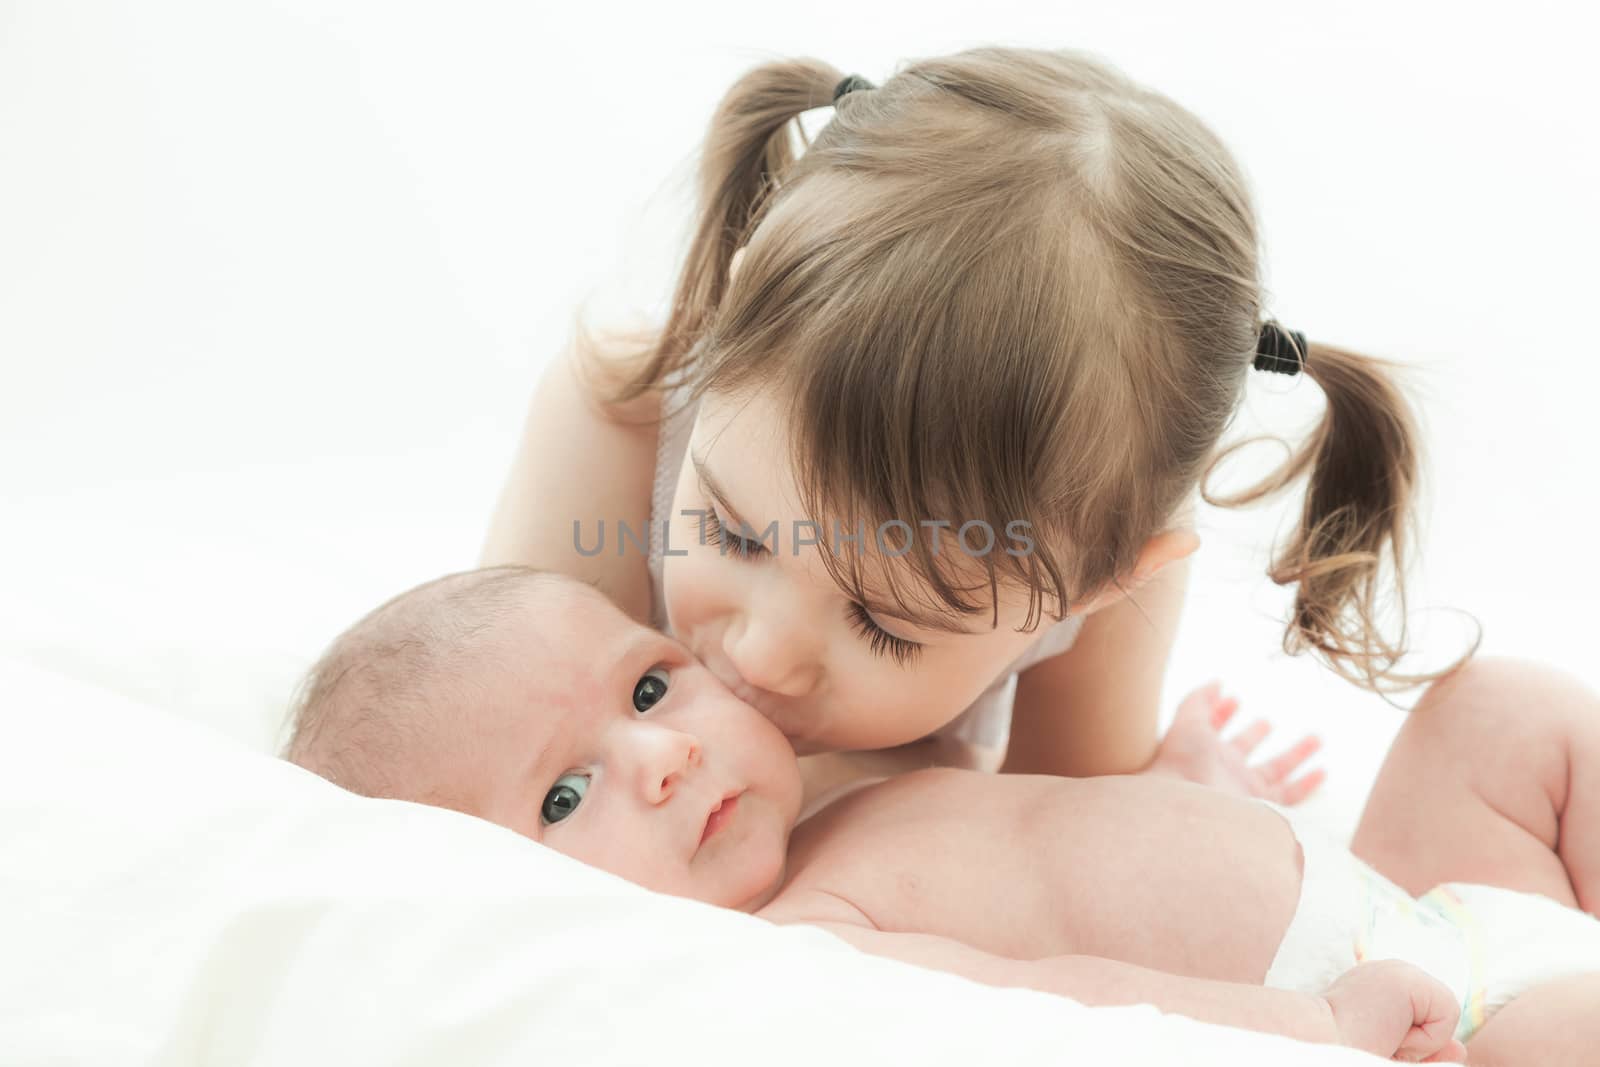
[
  {"xmin": 481, "ymin": 340, "xmax": 660, "ymax": 625},
  {"xmin": 800, "ymin": 544, "xmax": 1318, "ymax": 806},
  {"xmin": 1001, "ymin": 554, "xmax": 1325, "ymax": 802},
  {"xmin": 1000, "ymin": 553, "xmax": 1189, "ymax": 777},
  {"xmin": 799, "ymin": 526, "xmax": 1191, "ymax": 805}
]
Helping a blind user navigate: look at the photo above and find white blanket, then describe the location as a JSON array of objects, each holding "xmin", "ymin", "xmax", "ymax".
[
  {"xmin": 6, "ymin": 5, "xmax": 1589, "ymax": 1061},
  {"xmin": 0, "ymin": 654, "xmax": 1387, "ymax": 1066}
]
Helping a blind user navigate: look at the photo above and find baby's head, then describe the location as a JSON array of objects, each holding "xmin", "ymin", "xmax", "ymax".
[{"xmin": 285, "ymin": 566, "xmax": 805, "ymax": 911}]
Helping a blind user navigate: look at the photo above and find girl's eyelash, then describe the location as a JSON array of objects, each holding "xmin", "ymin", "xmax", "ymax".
[
  {"xmin": 696, "ymin": 497, "xmax": 920, "ymax": 666},
  {"xmin": 698, "ymin": 505, "xmax": 767, "ymax": 560},
  {"xmin": 847, "ymin": 601, "xmax": 923, "ymax": 667}
]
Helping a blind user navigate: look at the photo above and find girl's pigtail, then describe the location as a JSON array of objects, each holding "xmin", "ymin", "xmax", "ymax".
[
  {"xmin": 578, "ymin": 58, "xmax": 843, "ymax": 413},
  {"xmin": 1206, "ymin": 342, "xmax": 1478, "ymax": 693}
]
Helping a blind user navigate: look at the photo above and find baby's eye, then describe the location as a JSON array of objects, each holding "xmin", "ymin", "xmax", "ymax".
[
  {"xmin": 541, "ymin": 772, "xmax": 590, "ymax": 826},
  {"xmin": 633, "ymin": 667, "xmax": 670, "ymax": 713}
]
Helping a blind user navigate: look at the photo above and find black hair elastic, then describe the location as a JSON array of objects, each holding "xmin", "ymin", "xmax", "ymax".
[
  {"xmin": 832, "ymin": 74, "xmax": 876, "ymax": 104},
  {"xmin": 1254, "ymin": 320, "xmax": 1308, "ymax": 375}
]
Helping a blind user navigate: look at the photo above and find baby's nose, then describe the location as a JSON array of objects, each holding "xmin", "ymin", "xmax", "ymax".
[{"xmin": 636, "ymin": 723, "xmax": 701, "ymax": 804}]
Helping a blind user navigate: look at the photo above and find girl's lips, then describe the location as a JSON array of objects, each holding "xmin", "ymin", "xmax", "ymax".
[
  {"xmin": 717, "ymin": 669, "xmax": 803, "ymax": 737},
  {"xmin": 699, "ymin": 792, "xmax": 742, "ymax": 846},
  {"xmin": 697, "ymin": 654, "xmax": 772, "ymax": 712},
  {"xmin": 714, "ymin": 666, "xmax": 768, "ymax": 711},
  {"xmin": 699, "ymin": 653, "xmax": 818, "ymax": 747}
]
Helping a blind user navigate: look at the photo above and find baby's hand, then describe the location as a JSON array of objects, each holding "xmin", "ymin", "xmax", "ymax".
[
  {"xmin": 1144, "ymin": 681, "xmax": 1325, "ymax": 805},
  {"xmin": 1321, "ymin": 959, "xmax": 1467, "ymax": 1062}
]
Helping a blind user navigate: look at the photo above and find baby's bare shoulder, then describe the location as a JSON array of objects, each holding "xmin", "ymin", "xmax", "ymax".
[
  {"xmin": 796, "ymin": 768, "xmax": 1012, "ymax": 841},
  {"xmin": 774, "ymin": 769, "xmax": 1066, "ymax": 916},
  {"xmin": 764, "ymin": 771, "xmax": 971, "ymax": 928}
]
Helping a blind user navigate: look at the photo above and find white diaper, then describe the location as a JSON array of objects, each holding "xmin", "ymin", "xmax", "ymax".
[{"xmin": 1259, "ymin": 801, "xmax": 1600, "ymax": 1042}]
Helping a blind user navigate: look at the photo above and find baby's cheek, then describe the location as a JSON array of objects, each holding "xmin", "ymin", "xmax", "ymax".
[{"xmin": 559, "ymin": 832, "xmax": 661, "ymax": 892}]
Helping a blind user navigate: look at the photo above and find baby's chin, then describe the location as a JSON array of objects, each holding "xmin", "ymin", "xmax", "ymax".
[{"xmin": 696, "ymin": 835, "xmax": 789, "ymax": 913}]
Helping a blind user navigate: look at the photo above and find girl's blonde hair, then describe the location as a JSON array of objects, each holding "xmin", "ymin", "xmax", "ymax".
[{"xmin": 578, "ymin": 45, "xmax": 1473, "ymax": 693}]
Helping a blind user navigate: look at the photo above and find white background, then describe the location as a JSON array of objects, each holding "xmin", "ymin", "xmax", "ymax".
[{"xmin": 2, "ymin": 0, "xmax": 1596, "ymax": 834}]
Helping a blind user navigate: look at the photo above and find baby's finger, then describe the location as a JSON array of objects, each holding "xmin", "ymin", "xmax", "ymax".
[
  {"xmin": 1274, "ymin": 767, "xmax": 1327, "ymax": 806},
  {"xmin": 1425, "ymin": 1039, "xmax": 1469, "ymax": 1063},
  {"xmin": 1398, "ymin": 1005, "xmax": 1465, "ymax": 1063},
  {"xmin": 1174, "ymin": 681, "xmax": 1224, "ymax": 722},
  {"xmin": 1227, "ymin": 719, "xmax": 1272, "ymax": 757},
  {"xmin": 1257, "ymin": 735, "xmax": 1321, "ymax": 784},
  {"xmin": 1209, "ymin": 697, "xmax": 1240, "ymax": 731}
]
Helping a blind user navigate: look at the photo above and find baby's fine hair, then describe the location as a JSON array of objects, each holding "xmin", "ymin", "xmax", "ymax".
[
  {"xmin": 577, "ymin": 44, "xmax": 1470, "ymax": 692},
  {"xmin": 283, "ymin": 565, "xmax": 562, "ymax": 802}
]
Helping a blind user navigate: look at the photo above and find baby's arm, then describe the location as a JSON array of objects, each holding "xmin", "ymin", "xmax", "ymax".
[{"xmin": 806, "ymin": 921, "xmax": 1463, "ymax": 1061}]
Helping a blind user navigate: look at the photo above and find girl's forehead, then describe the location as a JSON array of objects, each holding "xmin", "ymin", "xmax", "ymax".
[
  {"xmin": 690, "ymin": 395, "xmax": 807, "ymax": 529},
  {"xmin": 693, "ymin": 392, "xmax": 791, "ymax": 477},
  {"xmin": 691, "ymin": 397, "xmax": 1053, "ymax": 628}
]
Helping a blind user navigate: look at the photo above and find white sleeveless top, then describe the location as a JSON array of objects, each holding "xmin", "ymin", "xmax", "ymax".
[{"xmin": 644, "ymin": 375, "xmax": 1084, "ymax": 751}]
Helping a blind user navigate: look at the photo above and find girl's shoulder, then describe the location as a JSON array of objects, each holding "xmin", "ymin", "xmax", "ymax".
[
  {"xmin": 570, "ymin": 322, "xmax": 669, "ymax": 427},
  {"xmin": 481, "ymin": 330, "xmax": 667, "ymax": 625}
]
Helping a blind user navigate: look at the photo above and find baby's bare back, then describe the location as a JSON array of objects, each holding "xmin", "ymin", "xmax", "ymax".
[{"xmin": 763, "ymin": 768, "xmax": 1304, "ymax": 984}]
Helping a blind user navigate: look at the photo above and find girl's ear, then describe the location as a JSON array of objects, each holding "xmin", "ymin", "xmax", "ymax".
[
  {"xmin": 1074, "ymin": 527, "xmax": 1201, "ymax": 616},
  {"xmin": 728, "ymin": 246, "xmax": 747, "ymax": 282}
]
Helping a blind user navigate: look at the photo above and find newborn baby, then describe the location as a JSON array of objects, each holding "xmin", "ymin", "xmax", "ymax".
[{"xmin": 287, "ymin": 566, "xmax": 1600, "ymax": 1063}]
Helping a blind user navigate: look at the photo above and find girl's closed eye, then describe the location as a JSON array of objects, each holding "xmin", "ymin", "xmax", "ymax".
[
  {"xmin": 539, "ymin": 667, "xmax": 674, "ymax": 827},
  {"xmin": 847, "ymin": 601, "xmax": 923, "ymax": 667},
  {"xmin": 698, "ymin": 497, "xmax": 924, "ymax": 667},
  {"xmin": 697, "ymin": 503, "xmax": 767, "ymax": 560}
]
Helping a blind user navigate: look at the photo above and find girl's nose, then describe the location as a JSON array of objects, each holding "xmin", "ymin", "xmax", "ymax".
[
  {"xmin": 722, "ymin": 613, "xmax": 821, "ymax": 699},
  {"xmin": 632, "ymin": 722, "xmax": 702, "ymax": 805}
]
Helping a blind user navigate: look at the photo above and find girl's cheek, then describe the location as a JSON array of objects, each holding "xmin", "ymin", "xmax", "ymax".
[
  {"xmin": 662, "ymin": 530, "xmax": 727, "ymax": 630},
  {"xmin": 662, "ymin": 508, "xmax": 700, "ymax": 565},
  {"xmin": 877, "ymin": 670, "xmax": 968, "ymax": 745}
]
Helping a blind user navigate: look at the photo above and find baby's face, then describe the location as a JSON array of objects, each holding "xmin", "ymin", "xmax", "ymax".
[{"xmin": 459, "ymin": 580, "xmax": 804, "ymax": 912}]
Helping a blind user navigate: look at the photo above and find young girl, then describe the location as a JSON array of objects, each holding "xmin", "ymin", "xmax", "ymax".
[{"xmin": 482, "ymin": 45, "xmax": 1471, "ymax": 805}]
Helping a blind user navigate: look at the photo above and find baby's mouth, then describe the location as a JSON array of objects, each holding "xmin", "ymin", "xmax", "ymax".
[{"xmin": 699, "ymin": 791, "xmax": 743, "ymax": 847}]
